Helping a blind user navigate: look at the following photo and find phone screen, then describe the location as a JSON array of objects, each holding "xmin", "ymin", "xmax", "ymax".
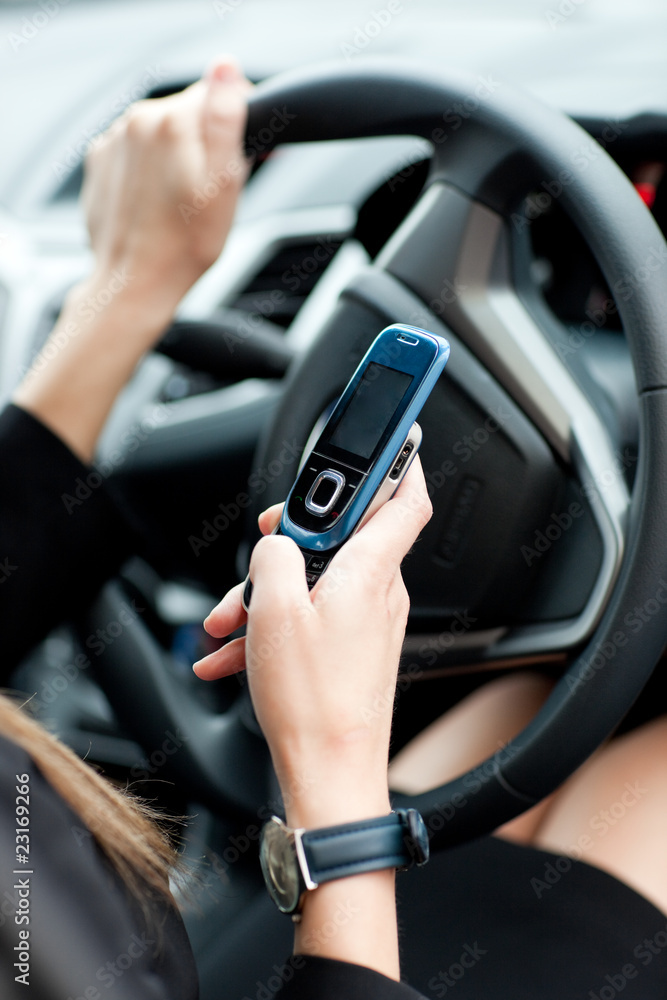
[{"xmin": 326, "ymin": 363, "xmax": 413, "ymax": 461}]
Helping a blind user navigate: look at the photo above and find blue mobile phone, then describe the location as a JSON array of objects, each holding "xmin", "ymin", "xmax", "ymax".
[{"xmin": 242, "ymin": 324, "xmax": 450, "ymax": 609}]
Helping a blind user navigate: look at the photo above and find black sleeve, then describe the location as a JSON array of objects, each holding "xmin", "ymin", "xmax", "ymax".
[
  {"xmin": 0, "ymin": 735, "xmax": 198, "ymax": 1000},
  {"xmin": 281, "ymin": 956, "xmax": 427, "ymax": 1000},
  {"xmin": 0, "ymin": 404, "xmax": 137, "ymax": 675},
  {"xmin": 0, "ymin": 734, "xmax": 427, "ymax": 1000}
]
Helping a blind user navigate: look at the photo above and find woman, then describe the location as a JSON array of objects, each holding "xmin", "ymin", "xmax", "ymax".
[
  {"xmin": 2, "ymin": 53, "xmax": 666, "ymax": 1000},
  {"xmin": 0, "ymin": 57, "xmax": 432, "ymax": 998}
]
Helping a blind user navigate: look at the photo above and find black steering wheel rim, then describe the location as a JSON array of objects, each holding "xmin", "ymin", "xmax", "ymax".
[
  {"xmin": 83, "ymin": 58, "xmax": 667, "ymax": 849},
  {"xmin": 242, "ymin": 58, "xmax": 667, "ymax": 846}
]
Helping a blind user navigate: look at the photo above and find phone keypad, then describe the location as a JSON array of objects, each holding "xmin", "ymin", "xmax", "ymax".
[
  {"xmin": 305, "ymin": 470, "xmax": 345, "ymax": 516},
  {"xmin": 287, "ymin": 453, "xmax": 365, "ymax": 532},
  {"xmin": 303, "ymin": 551, "xmax": 333, "ymax": 589}
]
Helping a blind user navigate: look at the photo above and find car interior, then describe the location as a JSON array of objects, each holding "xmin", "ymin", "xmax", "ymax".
[{"xmin": 1, "ymin": 1, "xmax": 666, "ymax": 996}]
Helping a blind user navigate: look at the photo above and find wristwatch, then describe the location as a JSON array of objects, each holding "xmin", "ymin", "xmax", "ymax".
[{"xmin": 259, "ymin": 808, "xmax": 430, "ymax": 918}]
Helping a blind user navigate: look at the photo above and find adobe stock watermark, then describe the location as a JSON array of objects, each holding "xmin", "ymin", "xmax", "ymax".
[
  {"xmin": 545, "ymin": 0, "xmax": 587, "ymax": 30},
  {"xmin": 18, "ymin": 268, "xmax": 133, "ymax": 385},
  {"xmin": 521, "ymin": 501, "xmax": 584, "ymax": 566},
  {"xmin": 78, "ymin": 598, "xmax": 144, "ymax": 659},
  {"xmin": 386, "ymin": 74, "xmax": 502, "ymax": 196},
  {"xmin": 361, "ymin": 580, "xmax": 477, "ymax": 724},
  {"xmin": 244, "ymin": 565, "xmax": 350, "ymax": 678},
  {"xmin": 129, "ymin": 728, "xmax": 190, "ymax": 782},
  {"xmin": 427, "ymin": 941, "xmax": 488, "ymax": 997},
  {"xmin": 361, "ymin": 661, "xmax": 424, "ymax": 727},
  {"xmin": 553, "ymin": 243, "xmax": 667, "ymax": 362},
  {"xmin": 51, "ymin": 66, "xmax": 165, "ymax": 182},
  {"xmin": 60, "ymin": 403, "xmax": 171, "ymax": 515},
  {"xmin": 7, "ymin": 0, "xmax": 70, "ymax": 53},
  {"xmin": 397, "ymin": 738, "xmax": 521, "ymax": 843},
  {"xmin": 567, "ymin": 577, "xmax": 667, "ymax": 693},
  {"xmin": 0, "ymin": 882, "xmax": 32, "ymax": 931},
  {"xmin": 340, "ymin": 2, "xmax": 404, "ymax": 62},
  {"xmin": 421, "ymin": 405, "xmax": 513, "ymax": 499},
  {"xmin": 612, "ymin": 244, "xmax": 667, "ymax": 304},
  {"xmin": 34, "ymin": 600, "xmax": 145, "ymax": 714},
  {"xmin": 520, "ymin": 444, "xmax": 637, "ymax": 567},
  {"xmin": 179, "ymin": 107, "xmax": 297, "ymax": 223},
  {"xmin": 633, "ymin": 922, "xmax": 667, "ymax": 969},
  {"xmin": 280, "ymin": 235, "xmax": 340, "ymax": 294},
  {"xmin": 403, "ymin": 277, "xmax": 469, "ymax": 325},
  {"xmin": 53, "ymin": 932, "xmax": 155, "ymax": 996},
  {"xmin": 582, "ymin": 919, "xmax": 667, "ymax": 999},
  {"xmin": 413, "ymin": 612, "xmax": 479, "ymax": 669},
  {"xmin": 212, "ymin": 234, "xmax": 340, "ymax": 355},
  {"xmin": 181, "ymin": 773, "xmax": 317, "ymax": 903},
  {"xmin": 0, "ymin": 557, "xmax": 17, "ymax": 586},
  {"xmin": 178, "ymin": 153, "xmax": 246, "ymax": 224},
  {"xmin": 554, "ymin": 297, "xmax": 619, "ymax": 361},
  {"xmin": 530, "ymin": 779, "xmax": 648, "ymax": 899},
  {"xmin": 212, "ymin": 0, "xmax": 243, "ymax": 17},
  {"xmin": 511, "ymin": 118, "xmax": 628, "ymax": 235},
  {"xmin": 188, "ymin": 438, "xmax": 302, "ymax": 556},
  {"xmin": 579, "ymin": 446, "xmax": 637, "ymax": 511},
  {"xmin": 70, "ymin": 770, "xmax": 149, "ymax": 848},
  {"xmin": 299, "ymin": 898, "xmax": 361, "ymax": 953}
]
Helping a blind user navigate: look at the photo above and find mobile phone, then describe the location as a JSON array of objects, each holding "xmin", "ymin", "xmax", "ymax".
[{"xmin": 242, "ymin": 324, "xmax": 450, "ymax": 609}]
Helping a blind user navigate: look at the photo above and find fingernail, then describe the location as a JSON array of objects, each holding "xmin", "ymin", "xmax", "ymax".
[{"xmin": 208, "ymin": 59, "xmax": 243, "ymax": 84}]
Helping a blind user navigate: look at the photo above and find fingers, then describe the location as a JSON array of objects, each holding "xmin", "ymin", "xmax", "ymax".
[
  {"xmin": 246, "ymin": 533, "xmax": 309, "ymax": 626},
  {"xmin": 203, "ymin": 579, "xmax": 247, "ymax": 638},
  {"xmin": 258, "ymin": 502, "xmax": 283, "ymax": 536},
  {"xmin": 195, "ymin": 461, "xmax": 429, "ymax": 681},
  {"xmin": 193, "ymin": 635, "xmax": 246, "ymax": 680},
  {"xmin": 195, "ymin": 579, "xmax": 248, "ymax": 679},
  {"xmin": 202, "ymin": 500, "xmax": 284, "ymax": 635},
  {"xmin": 202, "ymin": 57, "xmax": 250, "ymax": 181},
  {"xmin": 338, "ymin": 456, "xmax": 432, "ymax": 573},
  {"xmin": 195, "ymin": 534, "xmax": 308, "ymax": 681},
  {"xmin": 205, "ymin": 54, "xmax": 251, "ymax": 89}
]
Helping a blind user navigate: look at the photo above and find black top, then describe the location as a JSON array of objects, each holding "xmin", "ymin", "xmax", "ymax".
[
  {"xmin": 0, "ymin": 404, "xmax": 136, "ymax": 672},
  {"xmin": 0, "ymin": 403, "xmax": 425, "ymax": 999}
]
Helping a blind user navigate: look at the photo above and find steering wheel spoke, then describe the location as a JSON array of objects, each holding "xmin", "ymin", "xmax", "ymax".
[
  {"xmin": 371, "ymin": 181, "xmax": 630, "ymax": 658},
  {"xmin": 80, "ymin": 58, "xmax": 667, "ymax": 846}
]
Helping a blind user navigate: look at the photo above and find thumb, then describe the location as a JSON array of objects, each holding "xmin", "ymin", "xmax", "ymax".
[{"xmin": 203, "ymin": 57, "xmax": 251, "ymax": 176}]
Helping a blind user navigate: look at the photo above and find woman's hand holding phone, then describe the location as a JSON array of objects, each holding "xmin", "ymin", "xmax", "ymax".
[
  {"xmin": 197, "ymin": 457, "xmax": 432, "ymax": 821},
  {"xmin": 195, "ymin": 458, "xmax": 432, "ymax": 979}
]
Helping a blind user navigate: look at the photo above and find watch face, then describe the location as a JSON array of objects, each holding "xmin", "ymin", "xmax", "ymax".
[{"xmin": 260, "ymin": 818, "xmax": 301, "ymax": 913}]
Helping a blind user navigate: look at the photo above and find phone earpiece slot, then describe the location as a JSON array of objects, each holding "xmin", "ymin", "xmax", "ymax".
[{"xmin": 389, "ymin": 442, "xmax": 415, "ymax": 479}]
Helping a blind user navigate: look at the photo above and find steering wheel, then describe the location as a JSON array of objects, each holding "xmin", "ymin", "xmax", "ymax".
[{"xmin": 84, "ymin": 58, "xmax": 667, "ymax": 849}]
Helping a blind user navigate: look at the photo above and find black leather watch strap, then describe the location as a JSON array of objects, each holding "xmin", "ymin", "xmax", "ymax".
[{"xmin": 301, "ymin": 808, "xmax": 429, "ymax": 885}]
